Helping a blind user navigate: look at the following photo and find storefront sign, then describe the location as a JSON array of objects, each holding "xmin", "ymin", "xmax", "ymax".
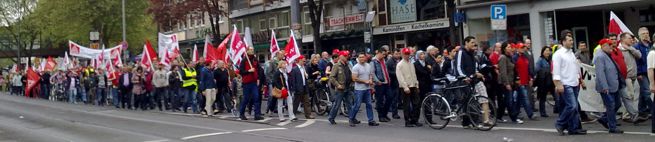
[
  {"xmin": 373, "ymin": 19, "xmax": 449, "ymax": 35},
  {"xmin": 390, "ymin": 0, "xmax": 417, "ymax": 23},
  {"xmin": 328, "ymin": 14, "xmax": 365, "ymax": 26}
]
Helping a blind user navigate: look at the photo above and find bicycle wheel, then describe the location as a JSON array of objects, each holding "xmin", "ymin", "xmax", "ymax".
[
  {"xmin": 314, "ymin": 89, "xmax": 330, "ymax": 116},
  {"xmin": 465, "ymin": 95, "xmax": 497, "ymax": 131},
  {"xmin": 421, "ymin": 93, "xmax": 451, "ymax": 130}
]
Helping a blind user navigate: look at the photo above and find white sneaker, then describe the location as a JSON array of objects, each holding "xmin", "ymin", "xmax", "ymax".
[{"xmin": 514, "ymin": 119, "xmax": 524, "ymax": 124}]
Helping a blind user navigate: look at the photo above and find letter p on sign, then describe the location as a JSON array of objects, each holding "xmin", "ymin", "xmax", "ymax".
[{"xmin": 491, "ymin": 5, "xmax": 506, "ymax": 20}]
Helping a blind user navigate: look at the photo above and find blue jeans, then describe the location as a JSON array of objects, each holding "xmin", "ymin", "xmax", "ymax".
[
  {"xmin": 511, "ymin": 86, "xmax": 534, "ymax": 119},
  {"xmin": 599, "ymin": 91, "xmax": 620, "ymax": 131},
  {"xmin": 41, "ymin": 84, "xmax": 50, "ymax": 99},
  {"xmin": 637, "ymin": 75, "xmax": 652, "ymax": 114},
  {"xmin": 170, "ymin": 88, "xmax": 181, "ymax": 110},
  {"xmin": 79, "ymin": 86, "xmax": 87, "ymax": 103},
  {"xmin": 68, "ymin": 87, "xmax": 78, "ymax": 103},
  {"xmin": 328, "ymin": 89, "xmax": 353, "ymax": 120},
  {"xmin": 96, "ymin": 88, "xmax": 106, "ymax": 106},
  {"xmin": 182, "ymin": 89, "xmax": 198, "ymax": 113},
  {"xmin": 350, "ymin": 90, "xmax": 375, "ymax": 123},
  {"xmin": 111, "ymin": 88, "xmax": 120, "ymax": 107},
  {"xmin": 239, "ymin": 83, "xmax": 261, "ymax": 117},
  {"xmin": 374, "ymin": 84, "xmax": 392, "ymax": 118},
  {"xmin": 556, "ymin": 86, "xmax": 581, "ymax": 132}
]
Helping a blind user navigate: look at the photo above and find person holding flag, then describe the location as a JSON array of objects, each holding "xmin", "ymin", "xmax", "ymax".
[{"xmin": 238, "ymin": 47, "xmax": 265, "ymax": 120}]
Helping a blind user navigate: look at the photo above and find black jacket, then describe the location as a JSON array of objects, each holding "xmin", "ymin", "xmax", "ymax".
[
  {"xmin": 118, "ymin": 72, "xmax": 132, "ymax": 90},
  {"xmin": 214, "ymin": 68, "xmax": 229, "ymax": 90},
  {"xmin": 272, "ymin": 70, "xmax": 287, "ymax": 90},
  {"xmin": 414, "ymin": 61, "xmax": 432, "ymax": 89},
  {"xmin": 289, "ymin": 65, "xmax": 308, "ymax": 93}
]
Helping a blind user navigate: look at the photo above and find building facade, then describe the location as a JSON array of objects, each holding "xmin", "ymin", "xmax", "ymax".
[{"xmin": 459, "ymin": 0, "xmax": 655, "ymax": 59}]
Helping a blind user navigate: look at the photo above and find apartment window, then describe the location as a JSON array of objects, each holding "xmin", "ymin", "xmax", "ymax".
[
  {"xmin": 279, "ymin": 11, "xmax": 290, "ymax": 27},
  {"xmin": 236, "ymin": 19, "xmax": 244, "ymax": 32},
  {"xmin": 269, "ymin": 18, "xmax": 277, "ymax": 29},
  {"xmin": 189, "ymin": 14, "xmax": 195, "ymax": 29},
  {"xmin": 260, "ymin": 19, "xmax": 268, "ymax": 31},
  {"xmin": 303, "ymin": 11, "xmax": 313, "ymax": 35},
  {"xmin": 378, "ymin": 0, "xmax": 386, "ymax": 12}
]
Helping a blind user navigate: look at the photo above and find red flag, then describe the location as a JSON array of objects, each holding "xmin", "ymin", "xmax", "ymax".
[
  {"xmin": 270, "ymin": 30, "xmax": 280, "ymax": 56},
  {"xmin": 285, "ymin": 29, "xmax": 301, "ymax": 65},
  {"xmin": 608, "ymin": 11, "xmax": 633, "ymax": 35},
  {"xmin": 203, "ymin": 35, "xmax": 212, "ymax": 59},
  {"xmin": 229, "ymin": 25, "xmax": 247, "ymax": 65},
  {"xmin": 217, "ymin": 33, "xmax": 231, "ymax": 61},
  {"xmin": 25, "ymin": 67, "xmax": 40, "ymax": 97},
  {"xmin": 145, "ymin": 40, "xmax": 158, "ymax": 61},
  {"xmin": 45, "ymin": 57, "xmax": 56, "ymax": 71}
]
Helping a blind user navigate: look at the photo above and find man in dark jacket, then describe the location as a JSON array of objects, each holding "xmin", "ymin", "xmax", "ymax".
[
  {"xmin": 214, "ymin": 61, "xmax": 231, "ymax": 113},
  {"xmin": 387, "ymin": 48, "xmax": 402, "ymax": 119},
  {"xmin": 40, "ymin": 71, "xmax": 51, "ymax": 99},
  {"xmin": 290, "ymin": 55, "xmax": 314, "ymax": 119},
  {"xmin": 372, "ymin": 47, "xmax": 392, "ymax": 122},
  {"xmin": 118, "ymin": 66, "xmax": 132, "ymax": 109}
]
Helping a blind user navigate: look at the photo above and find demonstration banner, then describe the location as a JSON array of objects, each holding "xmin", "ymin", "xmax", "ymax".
[
  {"xmin": 578, "ymin": 63, "xmax": 606, "ymax": 112},
  {"xmin": 68, "ymin": 41, "xmax": 122, "ymax": 59}
]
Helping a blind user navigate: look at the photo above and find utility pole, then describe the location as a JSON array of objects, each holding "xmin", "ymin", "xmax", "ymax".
[
  {"xmin": 122, "ymin": 0, "xmax": 126, "ymax": 42},
  {"xmin": 290, "ymin": 0, "xmax": 302, "ymax": 51}
]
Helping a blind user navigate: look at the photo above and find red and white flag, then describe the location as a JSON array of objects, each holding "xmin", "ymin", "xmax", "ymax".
[
  {"xmin": 39, "ymin": 59, "xmax": 46, "ymax": 72},
  {"xmin": 217, "ymin": 33, "xmax": 231, "ymax": 61},
  {"xmin": 141, "ymin": 44, "xmax": 154, "ymax": 71},
  {"xmin": 144, "ymin": 40, "xmax": 158, "ymax": 61},
  {"xmin": 270, "ymin": 30, "xmax": 280, "ymax": 56},
  {"xmin": 203, "ymin": 35, "xmax": 212, "ymax": 60},
  {"xmin": 284, "ymin": 29, "xmax": 301, "ymax": 71},
  {"xmin": 64, "ymin": 52, "xmax": 72, "ymax": 70},
  {"xmin": 229, "ymin": 25, "xmax": 247, "ymax": 65},
  {"xmin": 609, "ymin": 11, "xmax": 633, "ymax": 35},
  {"xmin": 192, "ymin": 44, "xmax": 199, "ymax": 63},
  {"xmin": 45, "ymin": 56, "xmax": 56, "ymax": 72},
  {"xmin": 110, "ymin": 48, "xmax": 123, "ymax": 67},
  {"xmin": 25, "ymin": 67, "xmax": 40, "ymax": 97}
]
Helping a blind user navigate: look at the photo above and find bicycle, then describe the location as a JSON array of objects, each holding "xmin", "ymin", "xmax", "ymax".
[
  {"xmin": 421, "ymin": 77, "xmax": 497, "ymax": 131},
  {"xmin": 310, "ymin": 77, "xmax": 331, "ymax": 116}
]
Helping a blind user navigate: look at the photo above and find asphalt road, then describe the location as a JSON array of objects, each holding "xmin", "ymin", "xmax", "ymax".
[{"xmin": 0, "ymin": 93, "xmax": 652, "ymax": 142}]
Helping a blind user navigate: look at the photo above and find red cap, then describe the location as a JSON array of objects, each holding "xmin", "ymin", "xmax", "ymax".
[
  {"xmin": 332, "ymin": 49, "xmax": 340, "ymax": 55},
  {"xmin": 339, "ymin": 51, "xmax": 350, "ymax": 57},
  {"xmin": 401, "ymin": 48, "xmax": 412, "ymax": 54},
  {"xmin": 599, "ymin": 38, "xmax": 612, "ymax": 46},
  {"xmin": 513, "ymin": 43, "xmax": 525, "ymax": 49},
  {"xmin": 298, "ymin": 55, "xmax": 305, "ymax": 60}
]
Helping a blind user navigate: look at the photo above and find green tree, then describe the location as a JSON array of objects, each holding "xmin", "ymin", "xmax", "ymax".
[{"xmin": 31, "ymin": 0, "xmax": 157, "ymax": 54}]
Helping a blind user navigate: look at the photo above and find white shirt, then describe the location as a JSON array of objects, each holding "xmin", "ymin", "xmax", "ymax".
[
  {"xmin": 297, "ymin": 64, "xmax": 307, "ymax": 85},
  {"xmin": 647, "ymin": 50, "xmax": 655, "ymax": 69},
  {"xmin": 552, "ymin": 47, "xmax": 580, "ymax": 86}
]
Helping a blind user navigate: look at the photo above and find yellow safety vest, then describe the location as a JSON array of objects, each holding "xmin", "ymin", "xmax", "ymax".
[{"xmin": 182, "ymin": 68, "xmax": 198, "ymax": 91}]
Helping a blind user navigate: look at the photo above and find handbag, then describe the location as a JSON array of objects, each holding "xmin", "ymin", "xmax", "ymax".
[{"xmin": 271, "ymin": 75, "xmax": 285, "ymax": 99}]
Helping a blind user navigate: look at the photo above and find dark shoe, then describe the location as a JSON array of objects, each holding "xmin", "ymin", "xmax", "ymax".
[
  {"xmin": 254, "ymin": 116, "xmax": 265, "ymax": 120},
  {"xmin": 555, "ymin": 127, "xmax": 566, "ymax": 136},
  {"xmin": 541, "ymin": 114, "xmax": 549, "ymax": 118},
  {"xmin": 328, "ymin": 119, "xmax": 336, "ymax": 125},
  {"xmin": 368, "ymin": 121, "xmax": 380, "ymax": 126},
  {"xmin": 239, "ymin": 115, "xmax": 248, "ymax": 120},
  {"xmin": 529, "ymin": 116, "xmax": 539, "ymax": 121},
  {"xmin": 392, "ymin": 114, "xmax": 401, "ymax": 119},
  {"xmin": 379, "ymin": 118, "xmax": 390, "ymax": 122},
  {"xmin": 597, "ymin": 120, "xmax": 609, "ymax": 130},
  {"xmin": 414, "ymin": 122, "xmax": 423, "ymax": 127},
  {"xmin": 290, "ymin": 118, "xmax": 298, "ymax": 121},
  {"xmin": 616, "ymin": 123, "xmax": 622, "ymax": 126},
  {"xmin": 405, "ymin": 122, "xmax": 415, "ymax": 127},
  {"xmin": 349, "ymin": 120, "xmax": 357, "ymax": 127},
  {"xmin": 609, "ymin": 129, "xmax": 624, "ymax": 134},
  {"xmin": 568, "ymin": 129, "xmax": 587, "ymax": 135},
  {"xmin": 353, "ymin": 119, "xmax": 361, "ymax": 124},
  {"xmin": 581, "ymin": 118, "xmax": 597, "ymax": 124}
]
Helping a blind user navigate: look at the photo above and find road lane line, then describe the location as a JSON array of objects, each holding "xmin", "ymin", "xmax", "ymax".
[
  {"xmin": 90, "ymin": 111, "xmax": 231, "ymax": 132},
  {"xmin": 276, "ymin": 120, "xmax": 292, "ymax": 126},
  {"xmin": 144, "ymin": 139, "xmax": 169, "ymax": 142},
  {"xmin": 295, "ymin": 119, "xmax": 315, "ymax": 128},
  {"xmin": 180, "ymin": 132, "xmax": 233, "ymax": 140},
  {"xmin": 241, "ymin": 127, "xmax": 287, "ymax": 132},
  {"xmin": 448, "ymin": 125, "xmax": 654, "ymax": 136}
]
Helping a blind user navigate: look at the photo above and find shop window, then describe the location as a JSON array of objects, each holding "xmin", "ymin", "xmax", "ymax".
[
  {"xmin": 417, "ymin": 0, "xmax": 446, "ymax": 20},
  {"xmin": 639, "ymin": 9, "xmax": 655, "ymax": 23}
]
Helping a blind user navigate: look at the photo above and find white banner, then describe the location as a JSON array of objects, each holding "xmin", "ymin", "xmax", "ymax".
[
  {"xmin": 158, "ymin": 33, "xmax": 180, "ymax": 61},
  {"xmin": 578, "ymin": 63, "xmax": 605, "ymax": 112},
  {"xmin": 68, "ymin": 41, "xmax": 122, "ymax": 59}
]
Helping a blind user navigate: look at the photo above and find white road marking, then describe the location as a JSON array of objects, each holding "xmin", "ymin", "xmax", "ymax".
[
  {"xmin": 90, "ymin": 111, "xmax": 231, "ymax": 132},
  {"xmin": 256, "ymin": 117, "xmax": 272, "ymax": 122},
  {"xmin": 219, "ymin": 115, "xmax": 230, "ymax": 119},
  {"xmin": 180, "ymin": 132, "xmax": 233, "ymax": 140},
  {"xmin": 295, "ymin": 119, "xmax": 315, "ymax": 128},
  {"xmin": 144, "ymin": 139, "xmax": 169, "ymax": 142},
  {"xmin": 276, "ymin": 120, "xmax": 292, "ymax": 126},
  {"xmin": 241, "ymin": 127, "xmax": 287, "ymax": 132},
  {"xmin": 448, "ymin": 125, "xmax": 654, "ymax": 136}
]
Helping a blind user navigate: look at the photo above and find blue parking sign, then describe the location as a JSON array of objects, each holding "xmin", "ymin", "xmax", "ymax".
[{"xmin": 490, "ymin": 5, "xmax": 506, "ymax": 20}]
